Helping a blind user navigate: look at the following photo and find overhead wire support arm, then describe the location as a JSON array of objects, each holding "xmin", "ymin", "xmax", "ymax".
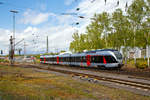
[{"xmin": 15, "ymin": 39, "xmax": 24, "ymax": 46}]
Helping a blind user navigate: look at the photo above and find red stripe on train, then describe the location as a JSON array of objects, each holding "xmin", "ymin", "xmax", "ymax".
[
  {"xmin": 86, "ymin": 55, "xmax": 91, "ymax": 66},
  {"xmin": 57, "ymin": 56, "xmax": 59, "ymax": 64},
  {"xmin": 103, "ymin": 56, "xmax": 107, "ymax": 64}
]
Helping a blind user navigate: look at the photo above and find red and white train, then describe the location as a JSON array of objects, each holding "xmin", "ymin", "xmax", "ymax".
[{"xmin": 40, "ymin": 49, "xmax": 123, "ymax": 69}]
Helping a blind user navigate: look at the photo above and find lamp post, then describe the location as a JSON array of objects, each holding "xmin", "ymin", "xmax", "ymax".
[{"xmin": 10, "ymin": 10, "xmax": 18, "ymax": 64}]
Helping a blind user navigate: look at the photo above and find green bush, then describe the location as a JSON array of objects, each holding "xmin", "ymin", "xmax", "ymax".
[
  {"xmin": 135, "ymin": 61, "xmax": 148, "ymax": 69},
  {"xmin": 0, "ymin": 59, "xmax": 9, "ymax": 63}
]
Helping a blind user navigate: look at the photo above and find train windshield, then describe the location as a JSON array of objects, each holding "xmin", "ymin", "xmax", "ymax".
[{"xmin": 113, "ymin": 51, "xmax": 122, "ymax": 60}]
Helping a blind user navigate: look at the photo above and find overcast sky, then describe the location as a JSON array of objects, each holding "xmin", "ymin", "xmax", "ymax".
[{"xmin": 0, "ymin": 0, "xmax": 133, "ymax": 55}]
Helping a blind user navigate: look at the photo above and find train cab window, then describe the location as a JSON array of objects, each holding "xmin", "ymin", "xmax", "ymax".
[{"xmin": 104, "ymin": 56, "xmax": 117, "ymax": 63}]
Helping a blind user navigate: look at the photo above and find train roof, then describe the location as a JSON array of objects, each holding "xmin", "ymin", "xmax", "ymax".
[
  {"xmin": 59, "ymin": 54, "xmax": 71, "ymax": 57},
  {"xmin": 71, "ymin": 50, "xmax": 115, "ymax": 56},
  {"xmin": 40, "ymin": 55, "xmax": 53, "ymax": 58},
  {"xmin": 40, "ymin": 49, "xmax": 119, "ymax": 58},
  {"xmin": 84, "ymin": 49, "xmax": 118, "ymax": 53}
]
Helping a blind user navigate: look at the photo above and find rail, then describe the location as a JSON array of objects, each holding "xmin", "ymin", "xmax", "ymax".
[{"xmin": 25, "ymin": 64, "xmax": 150, "ymax": 91}]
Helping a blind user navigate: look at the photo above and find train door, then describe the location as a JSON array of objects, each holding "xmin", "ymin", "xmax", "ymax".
[
  {"xmin": 86, "ymin": 55, "xmax": 91, "ymax": 66},
  {"xmin": 57, "ymin": 56, "xmax": 59, "ymax": 64}
]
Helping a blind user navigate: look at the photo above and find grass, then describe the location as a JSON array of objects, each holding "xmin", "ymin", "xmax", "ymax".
[{"xmin": 0, "ymin": 65, "xmax": 150, "ymax": 100}]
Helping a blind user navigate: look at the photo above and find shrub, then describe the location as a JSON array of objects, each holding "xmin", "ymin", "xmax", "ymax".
[
  {"xmin": 135, "ymin": 61, "xmax": 148, "ymax": 69},
  {"xmin": 0, "ymin": 59, "xmax": 9, "ymax": 63}
]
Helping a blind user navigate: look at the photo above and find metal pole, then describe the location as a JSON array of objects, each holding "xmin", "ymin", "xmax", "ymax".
[
  {"xmin": 10, "ymin": 36, "xmax": 14, "ymax": 65},
  {"xmin": 10, "ymin": 10, "xmax": 18, "ymax": 63},
  {"xmin": 134, "ymin": 24, "xmax": 136, "ymax": 65},
  {"xmin": 147, "ymin": 45, "xmax": 149, "ymax": 67},
  {"xmin": 147, "ymin": 31, "xmax": 150, "ymax": 67},
  {"xmin": 46, "ymin": 36, "xmax": 49, "ymax": 53},
  {"xmin": 13, "ymin": 13, "xmax": 15, "ymax": 49},
  {"xmin": 24, "ymin": 41, "xmax": 26, "ymax": 58},
  {"xmin": 13, "ymin": 13, "xmax": 15, "ymax": 63}
]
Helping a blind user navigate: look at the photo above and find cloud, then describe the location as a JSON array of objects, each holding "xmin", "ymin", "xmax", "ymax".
[
  {"xmin": 69, "ymin": 0, "xmax": 133, "ymax": 33},
  {"xmin": 21, "ymin": 0, "xmax": 133, "ymax": 54},
  {"xmin": 20, "ymin": 9, "xmax": 56, "ymax": 25},
  {"xmin": 5, "ymin": 25, "xmax": 74, "ymax": 54},
  {"xmin": 0, "ymin": 28, "xmax": 12, "ymax": 55},
  {"xmin": 0, "ymin": 0, "xmax": 134, "ymax": 55},
  {"xmin": 23, "ymin": 26, "xmax": 38, "ymax": 33}
]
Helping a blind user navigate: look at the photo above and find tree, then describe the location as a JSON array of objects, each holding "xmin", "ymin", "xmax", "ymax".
[
  {"xmin": 69, "ymin": 0, "xmax": 150, "ymax": 58},
  {"xmin": 70, "ymin": 32, "xmax": 90, "ymax": 53},
  {"xmin": 127, "ymin": 0, "xmax": 147, "ymax": 48},
  {"xmin": 110, "ymin": 9, "xmax": 132, "ymax": 50},
  {"xmin": 69, "ymin": 31, "xmax": 80, "ymax": 53},
  {"xmin": 86, "ymin": 12, "xmax": 110, "ymax": 49}
]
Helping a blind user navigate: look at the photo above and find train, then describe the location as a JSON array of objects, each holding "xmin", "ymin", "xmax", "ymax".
[{"xmin": 40, "ymin": 49, "xmax": 124, "ymax": 69}]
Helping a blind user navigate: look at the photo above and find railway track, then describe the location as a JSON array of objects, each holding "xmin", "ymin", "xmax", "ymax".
[
  {"xmin": 40, "ymin": 64, "xmax": 150, "ymax": 79},
  {"xmin": 25, "ymin": 64, "xmax": 150, "ymax": 92}
]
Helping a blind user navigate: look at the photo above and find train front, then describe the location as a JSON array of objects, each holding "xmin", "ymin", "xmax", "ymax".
[{"xmin": 112, "ymin": 51, "xmax": 124, "ymax": 68}]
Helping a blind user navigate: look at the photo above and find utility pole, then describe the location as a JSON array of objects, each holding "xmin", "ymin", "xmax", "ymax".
[
  {"xmin": 133, "ymin": 23, "xmax": 136, "ymax": 65},
  {"xmin": 1, "ymin": 50, "xmax": 3, "ymax": 55},
  {"xmin": 10, "ymin": 10, "xmax": 18, "ymax": 64},
  {"xmin": 147, "ymin": 31, "xmax": 150, "ymax": 67},
  {"xmin": 24, "ymin": 41, "xmax": 27, "ymax": 58},
  {"xmin": 9, "ymin": 36, "xmax": 14, "ymax": 65},
  {"xmin": 147, "ymin": 45, "xmax": 149, "ymax": 67},
  {"xmin": 46, "ymin": 36, "xmax": 49, "ymax": 53}
]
